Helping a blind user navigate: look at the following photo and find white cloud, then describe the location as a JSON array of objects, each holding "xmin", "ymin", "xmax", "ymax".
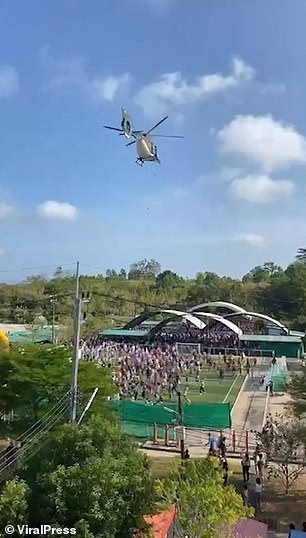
[
  {"xmin": 0, "ymin": 65, "xmax": 19, "ymax": 98},
  {"xmin": 229, "ymin": 174, "xmax": 294, "ymax": 203},
  {"xmin": 135, "ymin": 56, "xmax": 255, "ymax": 117},
  {"xmin": 41, "ymin": 48, "xmax": 130, "ymax": 104},
  {"xmin": 218, "ymin": 115, "xmax": 306, "ymax": 172},
  {"xmin": 0, "ymin": 202, "xmax": 16, "ymax": 219},
  {"xmin": 218, "ymin": 166, "xmax": 241, "ymax": 182},
  {"xmin": 195, "ymin": 167, "xmax": 241, "ymax": 187},
  {"xmin": 0, "ymin": 248, "xmax": 4, "ymax": 257},
  {"xmin": 231, "ymin": 233, "xmax": 266, "ymax": 248},
  {"xmin": 90, "ymin": 73, "xmax": 131, "ymax": 103},
  {"xmin": 36, "ymin": 201, "xmax": 79, "ymax": 221}
]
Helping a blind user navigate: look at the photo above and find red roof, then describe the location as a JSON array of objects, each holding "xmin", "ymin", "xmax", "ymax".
[
  {"xmin": 143, "ymin": 506, "xmax": 176, "ymax": 538},
  {"xmin": 228, "ymin": 519, "xmax": 268, "ymax": 538}
]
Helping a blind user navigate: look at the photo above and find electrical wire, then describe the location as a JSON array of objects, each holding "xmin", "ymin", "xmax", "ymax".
[
  {"xmin": 0, "ymin": 397, "xmax": 70, "ymax": 469},
  {"xmin": 0, "ymin": 262, "xmax": 78, "ymax": 274},
  {"xmin": 0, "ymin": 399, "xmax": 70, "ymax": 476},
  {"xmin": 0, "ymin": 393, "xmax": 71, "ymax": 473},
  {"xmin": 0, "ymin": 390, "xmax": 71, "ymax": 459}
]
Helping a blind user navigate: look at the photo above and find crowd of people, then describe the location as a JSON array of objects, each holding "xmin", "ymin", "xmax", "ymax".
[
  {"xmin": 153, "ymin": 325, "xmax": 241, "ymax": 348},
  {"xmin": 74, "ymin": 338, "xmax": 253, "ymax": 402}
]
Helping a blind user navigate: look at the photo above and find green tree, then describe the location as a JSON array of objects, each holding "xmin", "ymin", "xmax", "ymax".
[
  {"xmin": 288, "ymin": 368, "xmax": 306, "ymax": 418},
  {"xmin": 242, "ymin": 262, "xmax": 283, "ymax": 283},
  {"xmin": 128, "ymin": 259, "xmax": 161, "ymax": 280},
  {"xmin": 0, "ymin": 478, "xmax": 29, "ymax": 534},
  {"xmin": 105, "ymin": 269, "xmax": 118, "ymax": 278},
  {"xmin": 2, "ymin": 253, "xmax": 306, "ymax": 333},
  {"xmin": 155, "ymin": 270, "xmax": 183, "ymax": 289},
  {"xmin": 0, "ymin": 346, "xmax": 113, "ymax": 422},
  {"xmin": 19, "ymin": 417, "xmax": 156, "ymax": 537},
  {"xmin": 156, "ymin": 459, "xmax": 253, "ymax": 538},
  {"xmin": 296, "ymin": 247, "xmax": 306, "ymax": 262},
  {"xmin": 257, "ymin": 414, "xmax": 306, "ymax": 494}
]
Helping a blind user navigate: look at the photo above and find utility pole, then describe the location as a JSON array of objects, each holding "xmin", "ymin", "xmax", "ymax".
[
  {"xmin": 50, "ymin": 296, "xmax": 56, "ymax": 345},
  {"xmin": 70, "ymin": 262, "xmax": 81, "ymax": 423},
  {"xmin": 177, "ymin": 391, "xmax": 185, "ymax": 460}
]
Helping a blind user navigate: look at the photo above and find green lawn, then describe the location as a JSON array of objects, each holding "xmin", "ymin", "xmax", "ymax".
[{"xmin": 162, "ymin": 371, "xmax": 246, "ymax": 406}]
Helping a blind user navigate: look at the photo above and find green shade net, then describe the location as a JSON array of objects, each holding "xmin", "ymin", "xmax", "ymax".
[
  {"xmin": 112, "ymin": 400, "xmax": 231, "ymax": 439},
  {"xmin": 269, "ymin": 357, "xmax": 289, "ymax": 393}
]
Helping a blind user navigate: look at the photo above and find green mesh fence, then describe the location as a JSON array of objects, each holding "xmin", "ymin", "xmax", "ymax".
[
  {"xmin": 270, "ymin": 375, "xmax": 288, "ymax": 392},
  {"xmin": 112, "ymin": 400, "xmax": 231, "ymax": 439},
  {"xmin": 269, "ymin": 359, "xmax": 289, "ymax": 393},
  {"xmin": 120, "ymin": 422, "xmax": 175, "ymax": 441}
]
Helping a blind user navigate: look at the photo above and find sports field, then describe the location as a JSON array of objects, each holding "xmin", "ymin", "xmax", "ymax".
[
  {"xmin": 118, "ymin": 369, "xmax": 246, "ymax": 440},
  {"xmin": 162, "ymin": 370, "xmax": 246, "ymax": 406}
]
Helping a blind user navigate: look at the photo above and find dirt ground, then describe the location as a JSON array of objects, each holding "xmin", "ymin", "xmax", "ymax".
[{"xmin": 148, "ymin": 454, "xmax": 306, "ymax": 533}]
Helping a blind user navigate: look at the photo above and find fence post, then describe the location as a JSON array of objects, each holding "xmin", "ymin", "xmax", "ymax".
[
  {"xmin": 232, "ymin": 430, "xmax": 236, "ymax": 453},
  {"xmin": 153, "ymin": 422, "xmax": 158, "ymax": 444},
  {"xmin": 164, "ymin": 424, "xmax": 169, "ymax": 447},
  {"xmin": 245, "ymin": 430, "xmax": 249, "ymax": 453}
]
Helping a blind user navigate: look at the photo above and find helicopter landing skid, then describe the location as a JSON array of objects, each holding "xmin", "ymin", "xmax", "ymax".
[{"xmin": 136, "ymin": 159, "xmax": 144, "ymax": 166}]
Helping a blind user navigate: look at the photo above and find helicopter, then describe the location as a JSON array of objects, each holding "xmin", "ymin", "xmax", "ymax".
[
  {"xmin": 103, "ymin": 108, "xmax": 142, "ymax": 139},
  {"xmin": 103, "ymin": 110, "xmax": 184, "ymax": 166}
]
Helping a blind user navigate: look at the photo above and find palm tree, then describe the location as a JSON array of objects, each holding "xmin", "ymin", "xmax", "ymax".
[{"xmin": 296, "ymin": 248, "xmax": 306, "ymax": 262}]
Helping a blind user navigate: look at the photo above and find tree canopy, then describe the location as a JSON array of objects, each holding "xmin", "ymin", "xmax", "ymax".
[
  {"xmin": 156, "ymin": 458, "xmax": 253, "ymax": 538},
  {"xmin": 1, "ymin": 253, "xmax": 306, "ymax": 336},
  {"xmin": 0, "ymin": 346, "xmax": 113, "ymax": 421},
  {"xmin": 288, "ymin": 366, "xmax": 306, "ymax": 419},
  {"xmin": 0, "ymin": 420, "xmax": 255, "ymax": 538},
  {"xmin": 0, "ymin": 417, "xmax": 156, "ymax": 538},
  {"xmin": 257, "ymin": 413, "xmax": 306, "ymax": 494}
]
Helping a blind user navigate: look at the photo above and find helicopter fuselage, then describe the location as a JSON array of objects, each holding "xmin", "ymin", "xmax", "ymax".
[{"xmin": 136, "ymin": 135, "xmax": 159, "ymax": 163}]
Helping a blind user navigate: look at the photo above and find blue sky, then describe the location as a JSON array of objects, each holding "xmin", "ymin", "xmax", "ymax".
[{"xmin": 1, "ymin": 0, "xmax": 306, "ymax": 281}]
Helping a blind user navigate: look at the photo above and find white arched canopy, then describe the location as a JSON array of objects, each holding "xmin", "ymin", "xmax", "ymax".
[
  {"xmin": 193, "ymin": 312, "xmax": 243, "ymax": 337},
  {"xmin": 161, "ymin": 309, "xmax": 205, "ymax": 330},
  {"xmin": 225, "ymin": 312, "xmax": 288, "ymax": 334},
  {"xmin": 188, "ymin": 301, "xmax": 246, "ymax": 314}
]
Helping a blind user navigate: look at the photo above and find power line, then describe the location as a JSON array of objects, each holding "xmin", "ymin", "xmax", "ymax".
[
  {"xmin": 0, "ymin": 262, "xmax": 78, "ymax": 274},
  {"xmin": 0, "ymin": 393, "xmax": 71, "ymax": 476}
]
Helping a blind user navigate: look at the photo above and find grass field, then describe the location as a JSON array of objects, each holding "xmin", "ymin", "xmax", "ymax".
[
  {"xmin": 120, "ymin": 370, "xmax": 246, "ymax": 440},
  {"xmin": 162, "ymin": 369, "xmax": 246, "ymax": 406}
]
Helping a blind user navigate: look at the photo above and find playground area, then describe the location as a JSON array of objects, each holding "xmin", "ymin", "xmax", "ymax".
[
  {"xmin": 113, "ymin": 369, "xmax": 247, "ymax": 442},
  {"xmin": 114, "ymin": 356, "xmax": 291, "ymax": 451},
  {"xmin": 169, "ymin": 369, "xmax": 246, "ymax": 404}
]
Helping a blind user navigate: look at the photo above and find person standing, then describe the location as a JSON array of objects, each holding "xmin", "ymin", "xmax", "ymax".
[
  {"xmin": 257, "ymin": 453, "xmax": 264, "ymax": 481},
  {"xmin": 222, "ymin": 458, "xmax": 229, "ymax": 486},
  {"xmin": 242, "ymin": 484, "xmax": 249, "ymax": 506},
  {"xmin": 288, "ymin": 523, "xmax": 295, "ymax": 537},
  {"xmin": 241, "ymin": 453, "xmax": 250, "ymax": 482},
  {"xmin": 255, "ymin": 477, "xmax": 262, "ymax": 512},
  {"xmin": 199, "ymin": 379, "xmax": 205, "ymax": 394},
  {"xmin": 206, "ymin": 433, "xmax": 216, "ymax": 456}
]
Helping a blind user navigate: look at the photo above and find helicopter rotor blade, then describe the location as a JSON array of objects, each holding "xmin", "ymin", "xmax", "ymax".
[
  {"xmin": 126, "ymin": 140, "xmax": 136, "ymax": 147},
  {"xmin": 103, "ymin": 125, "xmax": 123, "ymax": 132},
  {"xmin": 146, "ymin": 115, "xmax": 169, "ymax": 135},
  {"xmin": 151, "ymin": 135, "xmax": 184, "ymax": 139}
]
